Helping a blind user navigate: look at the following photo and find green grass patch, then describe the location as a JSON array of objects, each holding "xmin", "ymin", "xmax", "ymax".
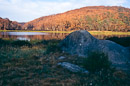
[
  {"xmin": 82, "ymin": 52, "xmax": 111, "ymax": 72},
  {"xmin": 44, "ymin": 40, "xmax": 62, "ymax": 54}
]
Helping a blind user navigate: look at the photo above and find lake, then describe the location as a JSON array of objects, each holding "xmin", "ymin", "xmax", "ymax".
[{"xmin": 0, "ymin": 32, "xmax": 130, "ymax": 41}]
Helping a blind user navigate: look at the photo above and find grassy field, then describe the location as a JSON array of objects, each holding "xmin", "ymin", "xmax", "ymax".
[
  {"xmin": 0, "ymin": 30, "xmax": 72, "ymax": 33},
  {"xmin": 89, "ymin": 31, "xmax": 130, "ymax": 35},
  {"xmin": 0, "ymin": 39, "xmax": 130, "ymax": 86},
  {"xmin": 0, "ymin": 30, "xmax": 130, "ymax": 35}
]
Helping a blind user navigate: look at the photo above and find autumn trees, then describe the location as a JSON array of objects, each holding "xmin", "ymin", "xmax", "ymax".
[
  {"xmin": 1, "ymin": 6, "xmax": 130, "ymax": 31},
  {"xmin": 23, "ymin": 6, "xmax": 130, "ymax": 32},
  {"xmin": 0, "ymin": 18, "xmax": 22, "ymax": 30}
]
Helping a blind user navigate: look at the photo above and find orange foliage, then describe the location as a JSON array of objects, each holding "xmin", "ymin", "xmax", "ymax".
[
  {"xmin": 0, "ymin": 17, "xmax": 22, "ymax": 30},
  {"xmin": 23, "ymin": 6, "xmax": 130, "ymax": 31}
]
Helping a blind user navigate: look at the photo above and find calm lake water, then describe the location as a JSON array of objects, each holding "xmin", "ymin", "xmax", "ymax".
[{"xmin": 0, "ymin": 32, "xmax": 130, "ymax": 41}]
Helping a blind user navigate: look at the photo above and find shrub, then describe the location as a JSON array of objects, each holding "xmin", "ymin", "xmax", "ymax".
[
  {"xmin": 42, "ymin": 39, "xmax": 61, "ymax": 45},
  {"xmin": 45, "ymin": 42, "xmax": 61, "ymax": 54},
  {"xmin": 44, "ymin": 40, "xmax": 61, "ymax": 54},
  {"xmin": 83, "ymin": 52, "xmax": 111, "ymax": 72}
]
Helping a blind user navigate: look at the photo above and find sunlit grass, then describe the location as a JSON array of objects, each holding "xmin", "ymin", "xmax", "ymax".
[
  {"xmin": 0, "ymin": 45, "xmax": 45, "ymax": 59},
  {"xmin": 89, "ymin": 31, "xmax": 130, "ymax": 35},
  {"xmin": 0, "ymin": 30, "xmax": 72, "ymax": 33},
  {"xmin": 0, "ymin": 30, "xmax": 130, "ymax": 35}
]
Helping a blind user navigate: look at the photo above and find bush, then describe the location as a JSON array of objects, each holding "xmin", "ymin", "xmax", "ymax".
[
  {"xmin": 44, "ymin": 40, "xmax": 61, "ymax": 54},
  {"xmin": 42, "ymin": 39, "xmax": 61, "ymax": 45},
  {"xmin": 83, "ymin": 52, "xmax": 111, "ymax": 72},
  {"xmin": 45, "ymin": 42, "xmax": 61, "ymax": 54}
]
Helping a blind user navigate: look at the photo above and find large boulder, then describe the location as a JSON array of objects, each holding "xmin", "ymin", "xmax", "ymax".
[{"xmin": 60, "ymin": 30, "xmax": 130, "ymax": 70}]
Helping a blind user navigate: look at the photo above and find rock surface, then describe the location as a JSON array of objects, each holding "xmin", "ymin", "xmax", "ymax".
[
  {"xmin": 60, "ymin": 30, "xmax": 130, "ymax": 70},
  {"xmin": 58, "ymin": 62, "xmax": 89, "ymax": 73},
  {"xmin": 58, "ymin": 56, "xmax": 66, "ymax": 60}
]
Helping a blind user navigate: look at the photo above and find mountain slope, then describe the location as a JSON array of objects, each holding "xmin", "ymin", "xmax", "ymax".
[
  {"xmin": 23, "ymin": 6, "xmax": 130, "ymax": 31},
  {"xmin": 0, "ymin": 17, "xmax": 22, "ymax": 30}
]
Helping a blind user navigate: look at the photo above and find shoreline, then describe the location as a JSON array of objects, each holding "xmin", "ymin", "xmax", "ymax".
[{"xmin": 0, "ymin": 30, "xmax": 130, "ymax": 35}]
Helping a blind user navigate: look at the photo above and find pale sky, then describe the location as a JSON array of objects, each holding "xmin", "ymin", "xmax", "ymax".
[{"xmin": 0, "ymin": 0, "xmax": 130, "ymax": 22}]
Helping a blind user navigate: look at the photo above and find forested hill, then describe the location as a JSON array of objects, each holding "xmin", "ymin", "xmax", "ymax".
[
  {"xmin": 0, "ymin": 17, "xmax": 22, "ymax": 30},
  {"xmin": 0, "ymin": 6, "xmax": 130, "ymax": 31},
  {"xmin": 23, "ymin": 6, "xmax": 130, "ymax": 31}
]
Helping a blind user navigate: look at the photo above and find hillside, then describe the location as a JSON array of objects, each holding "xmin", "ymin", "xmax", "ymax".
[
  {"xmin": 0, "ymin": 17, "xmax": 22, "ymax": 30},
  {"xmin": 23, "ymin": 6, "xmax": 130, "ymax": 31}
]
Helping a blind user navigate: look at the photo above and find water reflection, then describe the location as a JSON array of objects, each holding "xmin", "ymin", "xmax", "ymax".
[
  {"xmin": 3, "ymin": 32, "xmax": 48, "ymax": 36},
  {"xmin": 17, "ymin": 37, "xmax": 30, "ymax": 41},
  {"xmin": 0, "ymin": 32, "xmax": 69, "ymax": 40},
  {"xmin": 0, "ymin": 32, "xmax": 130, "ymax": 40}
]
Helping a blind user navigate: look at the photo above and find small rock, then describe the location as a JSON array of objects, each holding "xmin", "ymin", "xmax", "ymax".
[
  {"xmin": 58, "ymin": 62, "xmax": 89, "ymax": 74},
  {"xmin": 58, "ymin": 56, "xmax": 66, "ymax": 60},
  {"xmin": 90, "ymin": 83, "xmax": 92, "ymax": 86}
]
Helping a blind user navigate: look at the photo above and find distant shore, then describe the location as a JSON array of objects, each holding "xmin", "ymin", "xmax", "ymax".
[{"xmin": 0, "ymin": 30, "xmax": 130, "ymax": 35}]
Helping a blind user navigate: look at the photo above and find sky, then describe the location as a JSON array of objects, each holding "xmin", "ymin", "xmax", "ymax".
[{"xmin": 0, "ymin": 0, "xmax": 130, "ymax": 22}]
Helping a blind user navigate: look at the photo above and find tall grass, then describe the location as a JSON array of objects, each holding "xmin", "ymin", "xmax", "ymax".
[{"xmin": 82, "ymin": 52, "xmax": 111, "ymax": 72}]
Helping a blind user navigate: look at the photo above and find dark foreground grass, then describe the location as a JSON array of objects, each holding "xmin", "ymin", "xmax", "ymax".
[
  {"xmin": 0, "ymin": 39, "xmax": 130, "ymax": 86},
  {"xmin": 82, "ymin": 52, "xmax": 111, "ymax": 72}
]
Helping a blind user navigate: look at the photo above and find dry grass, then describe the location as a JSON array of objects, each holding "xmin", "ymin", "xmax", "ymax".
[
  {"xmin": 89, "ymin": 31, "xmax": 130, "ymax": 35},
  {"xmin": 0, "ymin": 30, "xmax": 130, "ymax": 35},
  {"xmin": 0, "ymin": 39, "xmax": 130, "ymax": 86}
]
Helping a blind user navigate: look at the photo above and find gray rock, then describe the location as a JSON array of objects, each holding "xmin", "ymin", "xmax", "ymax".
[
  {"xmin": 60, "ymin": 30, "xmax": 130, "ymax": 70},
  {"xmin": 58, "ymin": 56, "xmax": 66, "ymax": 60},
  {"xmin": 58, "ymin": 62, "xmax": 89, "ymax": 73}
]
